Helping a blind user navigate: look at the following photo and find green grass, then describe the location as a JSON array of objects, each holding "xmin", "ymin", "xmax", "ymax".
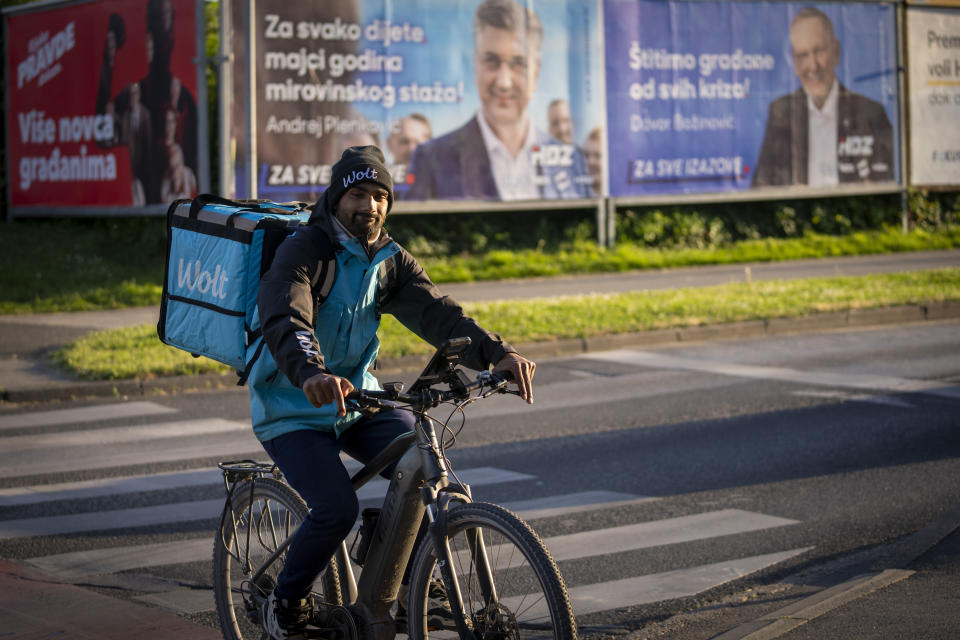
[
  {"xmin": 0, "ymin": 218, "xmax": 166, "ymax": 314},
  {"xmin": 53, "ymin": 268, "xmax": 960, "ymax": 380},
  {"xmin": 2, "ymin": 219, "xmax": 958, "ymax": 314},
  {"xmin": 419, "ymin": 227, "xmax": 960, "ymax": 282}
]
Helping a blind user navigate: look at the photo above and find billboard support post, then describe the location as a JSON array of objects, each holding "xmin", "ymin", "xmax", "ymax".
[
  {"xmin": 219, "ymin": 0, "xmax": 234, "ymax": 199},
  {"xmin": 195, "ymin": 0, "xmax": 210, "ymax": 195},
  {"xmin": 595, "ymin": 200, "xmax": 607, "ymax": 247}
]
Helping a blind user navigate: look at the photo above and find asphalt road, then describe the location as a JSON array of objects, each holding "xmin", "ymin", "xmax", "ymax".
[{"xmin": 0, "ymin": 320, "xmax": 957, "ymax": 638}]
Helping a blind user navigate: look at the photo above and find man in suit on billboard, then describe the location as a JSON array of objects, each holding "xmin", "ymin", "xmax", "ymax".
[
  {"xmin": 404, "ymin": 0, "xmax": 592, "ymax": 201},
  {"xmin": 752, "ymin": 7, "xmax": 895, "ymax": 188}
]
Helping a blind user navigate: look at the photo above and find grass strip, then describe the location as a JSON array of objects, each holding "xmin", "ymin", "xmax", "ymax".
[
  {"xmin": 52, "ymin": 268, "xmax": 960, "ymax": 381},
  {"xmin": 3, "ymin": 226, "xmax": 959, "ymax": 314},
  {"xmin": 418, "ymin": 227, "xmax": 960, "ymax": 282}
]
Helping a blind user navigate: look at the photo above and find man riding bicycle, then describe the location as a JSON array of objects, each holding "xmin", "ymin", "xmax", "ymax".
[{"xmin": 248, "ymin": 144, "xmax": 536, "ymax": 639}]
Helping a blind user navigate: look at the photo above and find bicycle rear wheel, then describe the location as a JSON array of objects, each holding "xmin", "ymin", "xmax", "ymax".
[
  {"xmin": 407, "ymin": 502, "xmax": 577, "ymax": 640},
  {"xmin": 212, "ymin": 477, "xmax": 343, "ymax": 640}
]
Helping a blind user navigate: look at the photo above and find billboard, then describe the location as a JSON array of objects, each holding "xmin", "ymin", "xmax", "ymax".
[
  {"xmin": 4, "ymin": 0, "xmax": 200, "ymax": 211},
  {"xmin": 229, "ymin": 0, "xmax": 603, "ymax": 203},
  {"xmin": 604, "ymin": 0, "xmax": 900, "ymax": 197},
  {"xmin": 906, "ymin": 6, "xmax": 960, "ymax": 186}
]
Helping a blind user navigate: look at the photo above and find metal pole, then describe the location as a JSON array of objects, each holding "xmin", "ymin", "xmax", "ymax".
[
  {"xmin": 595, "ymin": 199, "xmax": 607, "ymax": 247},
  {"xmin": 606, "ymin": 197, "xmax": 617, "ymax": 249},
  {"xmin": 195, "ymin": 0, "xmax": 210, "ymax": 195},
  {"xmin": 897, "ymin": 0, "xmax": 910, "ymax": 233},
  {"xmin": 219, "ymin": 0, "xmax": 235, "ymax": 198},
  {"xmin": 247, "ymin": 0, "xmax": 258, "ymax": 199}
]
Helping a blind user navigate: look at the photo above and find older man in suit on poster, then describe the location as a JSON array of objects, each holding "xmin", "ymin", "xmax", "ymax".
[{"xmin": 752, "ymin": 6, "xmax": 895, "ymax": 188}]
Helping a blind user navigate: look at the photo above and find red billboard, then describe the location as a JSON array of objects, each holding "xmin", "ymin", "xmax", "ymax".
[{"xmin": 5, "ymin": 0, "xmax": 199, "ymax": 210}]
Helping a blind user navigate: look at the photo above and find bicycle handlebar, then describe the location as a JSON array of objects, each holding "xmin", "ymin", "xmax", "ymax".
[{"xmin": 345, "ymin": 369, "xmax": 514, "ymax": 412}]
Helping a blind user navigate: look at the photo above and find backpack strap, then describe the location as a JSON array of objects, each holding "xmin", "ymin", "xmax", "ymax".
[{"xmin": 236, "ymin": 225, "xmax": 337, "ymax": 386}]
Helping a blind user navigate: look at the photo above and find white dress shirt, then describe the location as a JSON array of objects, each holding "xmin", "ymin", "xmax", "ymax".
[
  {"xmin": 807, "ymin": 78, "xmax": 840, "ymax": 187},
  {"xmin": 476, "ymin": 112, "xmax": 539, "ymax": 200}
]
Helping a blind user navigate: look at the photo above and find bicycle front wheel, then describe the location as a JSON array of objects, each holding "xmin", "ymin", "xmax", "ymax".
[
  {"xmin": 407, "ymin": 502, "xmax": 577, "ymax": 640},
  {"xmin": 212, "ymin": 477, "xmax": 342, "ymax": 640}
]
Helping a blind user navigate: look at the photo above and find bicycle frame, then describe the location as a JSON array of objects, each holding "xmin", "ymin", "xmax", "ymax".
[{"xmin": 218, "ymin": 338, "xmax": 510, "ymax": 640}]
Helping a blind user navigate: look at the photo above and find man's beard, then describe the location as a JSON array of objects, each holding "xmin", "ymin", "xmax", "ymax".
[{"xmin": 341, "ymin": 209, "xmax": 382, "ymax": 241}]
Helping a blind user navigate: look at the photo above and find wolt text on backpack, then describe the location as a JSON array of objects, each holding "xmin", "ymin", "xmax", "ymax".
[{"xmin": 157, "ymin": 194, "xmax": 335, "ymax": 383}]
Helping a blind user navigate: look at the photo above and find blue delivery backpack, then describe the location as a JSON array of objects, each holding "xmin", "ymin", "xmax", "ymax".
[{"xmin": 157, "ymin": 194, "xmax": 335, "ymax": 383}]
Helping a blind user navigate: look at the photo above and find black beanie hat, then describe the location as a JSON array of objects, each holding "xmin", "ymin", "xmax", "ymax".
[{"xmin": 325, "ymin": 145, "xmax": 394, "ymax": 213}]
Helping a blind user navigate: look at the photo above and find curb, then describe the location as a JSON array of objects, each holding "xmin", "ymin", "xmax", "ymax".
[
  {"xmin": 2, "ymin": 302, "xmax": 958, "ymax": 405},
  {"xmin": 710, "ymin": 569, "xmax": 916, "ymax": 640},
  {"xmin": 709, "ymin": 498, "xmax": 960, "ymax": 640}
]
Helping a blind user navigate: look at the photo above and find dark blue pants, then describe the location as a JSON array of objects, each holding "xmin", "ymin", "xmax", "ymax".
[{"xmin": 261, "ymin": 408, "xmax": 415, "ymax": 601}]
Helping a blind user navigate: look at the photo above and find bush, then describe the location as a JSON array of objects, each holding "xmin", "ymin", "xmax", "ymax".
[{"xmin": 615, "ymin": 193, "xmax": 909, "ymax": 250}]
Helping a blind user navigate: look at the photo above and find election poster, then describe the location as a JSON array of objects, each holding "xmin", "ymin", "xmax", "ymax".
[
  {"xmin": 906, "ymin": 6, "xmax": 960, "ymax": 186},
  {"xmin": 4, "ymin": 0, "xmax": 201, "ymax": 211},
  {"xmin": 229, "ymin": 0, "xmax": 603, "ymax": 203},
  {"xmin": 603, "ymin": 0, "xmax": 900, "ymax": 197}
]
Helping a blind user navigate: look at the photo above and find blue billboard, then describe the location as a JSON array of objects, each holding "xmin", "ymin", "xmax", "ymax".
[{"xmin": 604, "ymin": 0, "xmax": 900, "ymax": 196}]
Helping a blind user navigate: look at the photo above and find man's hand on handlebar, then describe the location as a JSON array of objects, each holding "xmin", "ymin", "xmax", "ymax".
[
  {"xmin": 302, "ymin": 373, "xmax": 355, "ymax": 417},
  {"xmin": 492, "ymin": 352, "xmax": 536, "ymax": 404}
]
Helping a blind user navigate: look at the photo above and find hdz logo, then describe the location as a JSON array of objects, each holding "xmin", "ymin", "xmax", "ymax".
[
  {"xmin": 531, "ymin": 144, "xmax": 575, "ymax": 168},
  {"xmin": 838, "ymin": 135, "xmax": 874, "ymax": 158},
  {"xmin": 176, "ymin": 259, "xmax": 230, "ymax": 299}
]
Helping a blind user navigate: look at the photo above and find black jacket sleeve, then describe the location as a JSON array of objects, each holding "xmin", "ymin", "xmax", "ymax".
[
  {"xmin": 257, "ymin": 226, "xmax": 330, "ymax": 388},
  {"xmin": 381, "ymin": 245, "xmax": 516, "ymax": 371}
]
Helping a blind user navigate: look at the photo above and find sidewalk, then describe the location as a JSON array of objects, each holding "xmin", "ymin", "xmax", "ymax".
[{"xmin": 0, "ymin": 250, "xmax": 958, "ymax": 638}]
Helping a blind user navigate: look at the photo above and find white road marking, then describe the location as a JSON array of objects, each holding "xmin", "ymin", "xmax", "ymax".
[
  {"xmin": 453, "ymin": 509, "xmax": 799, "ymax": 570},
  {"xmin": 0, "ymin": 401, "xmax": 177, "ymax": 430},
  {"xmin": 586, "ymin": 350, "xmax": 960, "ymax": 400},
  {"xmin": 0, "ymin": 437, "xmax": 264, "ymax": 479},
  {"xmin": 0, "ymin": 418, "xmax": 248, "ymax": 452},
  {"xmin": 3, "ymin": 468, "xmax": 538, "ymax": 540},
  {"xmin": 793, "ymin": 389, "xmax": 915, "ymax": 408},
  {"xmin": 502, "ymin": 547, "xmax": 813, "ymax": 618}
]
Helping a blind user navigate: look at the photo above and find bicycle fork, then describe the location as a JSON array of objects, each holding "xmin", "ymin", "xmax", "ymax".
[{"xmin": 416, "ymin": 413, "xmax": 502, "ymax": 640}]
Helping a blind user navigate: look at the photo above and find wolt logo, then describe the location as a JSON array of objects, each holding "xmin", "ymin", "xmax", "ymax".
[
  {"xmin": 176, "ymin": 259, "xmax": 229, "ymax": 299},
  {"xmin": 343, "ymin": 166, "xmax": 379, "ymax": 188},
  {"xmin": 294, "ymin": 330, "xmax": 319, "ymax": 358}
]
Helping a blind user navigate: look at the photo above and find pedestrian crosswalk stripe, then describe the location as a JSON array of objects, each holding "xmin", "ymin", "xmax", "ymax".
[
  {"xmin": 0, "ymin": 455, "xmax": 360, "ymax": 506},
  {"xmin": 463, "ymin": 369, "xmax": 740, "ymax": 419},
  {"xmin": 127, "ymin": 545, "xmax": 816, "ymax": 617},
  {"xmin": 585, "ymin": 349, "xmax": 960, "ymax": 400},
  {"xmin": 498, "ymin": 490, "xmax": 654, "ymax": 520},
  {"xmin": 1, "ymin": 498, "xmax": 225, "ymax": 540},
  {"xmin": 0, "ymin": 401, "xmax": 177, "ymax": 431},
  {"xmin": 543, "ymin": 510, "xmax": 798, "ymax": 562},
  {"xmin": 1, "ymin": 418, "xmax": 249, "ymax": 452},
  {"xmin": 0, "ymin": 468, "xmax": 224, "ymax": 507},
  {"xmin": 19, "ymin": 487, "xmax": 639, "ymax": 577},
  {"xmin": 792, "ymin": 389, "xmax": 915, "ymax": 408},
  {"xmin": 0, "ymin": 437, "xmax": 264, "ymax": 479},
  {"xmin": 2, "ymin": 467, "xmax": 538, "ymax": 540},
  {"xmin": 22, "ymin": 505, "xmax": 780, "ymax": 578},
  {"xmin": 450, "ymin": 509, "xmax": 798, "ymax": 570},
  {"xmin": 502, "ymin": 547, "xmax": 814, "ymax": 619}
]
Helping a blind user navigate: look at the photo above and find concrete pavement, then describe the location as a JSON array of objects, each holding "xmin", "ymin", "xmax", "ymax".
[{"xmin": 0, "ymin": 249, "xmax": 958, "ymax": 639}]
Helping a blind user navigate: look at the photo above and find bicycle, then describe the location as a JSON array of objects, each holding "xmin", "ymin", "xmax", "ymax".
[{"xmin": 212, "ymin": 337, "xmax": 578, "ymax": 640}]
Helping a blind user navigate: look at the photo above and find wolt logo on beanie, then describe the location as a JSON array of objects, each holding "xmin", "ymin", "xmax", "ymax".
[{"xmin": 325, "ymin": 146, "xmax": 394, "ymax": 213}]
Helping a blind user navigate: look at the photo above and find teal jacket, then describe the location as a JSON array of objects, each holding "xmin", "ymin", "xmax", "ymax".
[{"xmin": 249, "ymin": 199, "xmax": 515, "ymax": 443}]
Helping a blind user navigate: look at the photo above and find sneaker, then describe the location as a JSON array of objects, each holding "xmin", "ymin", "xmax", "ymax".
[
  {"xmin": 395, "ymin": 580, "xmax": 455, "ymax": 631},
  {"xmin": 261, "ymin": 588, "xmax": 312, "ymax": 640}
]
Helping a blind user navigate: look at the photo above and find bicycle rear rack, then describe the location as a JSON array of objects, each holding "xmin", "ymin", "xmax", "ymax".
[{"xmin": 218, "ymin": 459, "xmax": 282, "ymax": 489}]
